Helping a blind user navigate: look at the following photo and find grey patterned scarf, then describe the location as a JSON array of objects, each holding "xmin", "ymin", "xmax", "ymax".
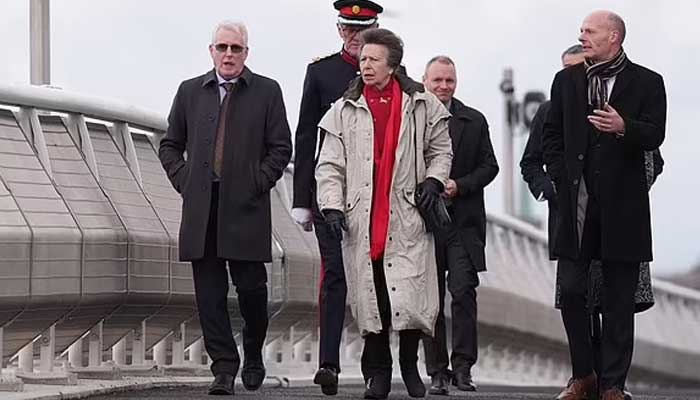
[{"xmin": 584, "ymin": 49, "xmax": 628, "ymax": 109}]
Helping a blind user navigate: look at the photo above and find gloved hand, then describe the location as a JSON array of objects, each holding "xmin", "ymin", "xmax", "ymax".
[
  {"xmin": 542, "ymin": 180, "xmax": 557, "ymax": 202},
  {"xmin": 416, "ymin": 177, "xmax": 444, "ymax": 210},
  {"xmin": 322, "ymin": 209, "xmax": 347, "ymax": 241},
  {"xmin": 291, "ymin": 207, "xmax": 313, "ymax": 232}
]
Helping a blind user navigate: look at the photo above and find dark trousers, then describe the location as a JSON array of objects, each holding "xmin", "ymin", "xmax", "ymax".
[
  {"xmin": 559, "ymin": 195, "xmax": 640, "ymax": 391},
  {"xmin": 423, "ymin": 223, "xmax": 479, "ymax": 377},
  {"xmin": 361, "ymin": 258, "xmax": 422, "ymax": 380},
  {"xmin": 192, "ymin": 183, "xmax": 269, "ymax": 376},
  {"xmin": 312, "ymin": 202, "xmax": 347, "ymax": 372}
]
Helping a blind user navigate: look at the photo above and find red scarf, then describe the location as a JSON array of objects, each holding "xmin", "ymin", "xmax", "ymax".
[{"xmin": 364, "ymin": 78, "xmax": 403, "ymax": 261}]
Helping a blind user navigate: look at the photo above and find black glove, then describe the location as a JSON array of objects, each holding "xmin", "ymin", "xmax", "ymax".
[
  {"xmin": 416, "ymin": 178, "xmax": 444, "ymax": 210},
  {"xmin": 542, "ymin": 179, "xmax": 557, "ymax": 201},
  {"xmin": 323, "ymin": 209, "xmax": 347, "ymax": 240}
]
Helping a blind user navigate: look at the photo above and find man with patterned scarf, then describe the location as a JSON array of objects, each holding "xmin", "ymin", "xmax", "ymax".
[{"xmin": 542, "ymin": 10, "xmax": 667, "ymax": 400}]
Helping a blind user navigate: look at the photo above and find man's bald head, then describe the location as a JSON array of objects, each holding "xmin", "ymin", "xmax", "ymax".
[{"xmin": 579, "ymin": 10, "xmax": 626, "ymax": 62}]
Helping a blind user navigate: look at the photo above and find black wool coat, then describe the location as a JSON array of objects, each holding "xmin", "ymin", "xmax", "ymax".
[
  {"xmin": 159, "ymin": 68, "xmax": 292, "ymax": 262},
  {"xmin": 520, "ymin": 101, "xmax": 558, "ymax": 259},
  {"xmin": 447, "ymin": 98, "xmax": 499, "ymax": 272},
  {"xmin": 542, "ymin": 61, "xmax": 666, "ymax": 262}
]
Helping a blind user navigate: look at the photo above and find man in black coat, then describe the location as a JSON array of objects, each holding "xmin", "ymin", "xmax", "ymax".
[
  {"xmin": 521, "ymin": 44, "xmax": 586, "ymax": 259},
  {"xmin": 543, "ymin": 11, "xmax": 666, "ymax": 400},
  {"xmin": 291, "ymin": 1, "xmax": 383, "ymax": 395},
  {"xmin": 159, "ymin": 21, "xmax": 292, "ymax": 396},
  {"xmin": 420, "ymin": 56, "xmax": 499, "ymax": 396}
]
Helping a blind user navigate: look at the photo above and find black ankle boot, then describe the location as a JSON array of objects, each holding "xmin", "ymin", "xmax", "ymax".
[
  {"xmin": 364, "ymin": 371, "xmax": 391, "ymax": 399},
  {"xmin": 400, "ymin": 362, "xmax": 426, "ymax": 398}
]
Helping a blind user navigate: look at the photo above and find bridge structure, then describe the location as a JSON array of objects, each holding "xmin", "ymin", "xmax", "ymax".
[{"xmin": 0, "ymin": 83, "xmax": 698, "ymax": 397}]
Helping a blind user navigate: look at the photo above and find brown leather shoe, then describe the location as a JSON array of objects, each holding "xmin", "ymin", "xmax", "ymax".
[
  {"xmin": 601, "ymin": 388, "xmax": 626, "ymax": 400},
  {"xmin": 555, "ymin": 372, "xmax": 597, "ymax": 400}
]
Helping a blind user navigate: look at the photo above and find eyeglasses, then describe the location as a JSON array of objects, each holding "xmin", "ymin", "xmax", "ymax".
[
  {"xmin": 213, "ymin": 43, "xmax": 248, "ymax": 54},
  {"xmin": 340, "ymin": 25, "xmax": 369, "ymax": 36}
]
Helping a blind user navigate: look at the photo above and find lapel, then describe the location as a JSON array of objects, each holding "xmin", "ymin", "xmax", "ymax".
[
  {"xmin": 570, "ymin": 64, "xmax": 593, "ymax": 146},
  {"xmin": 202, "ymin": 75, "xmax": 221, "ymax": 125},
  {"xmin": 448, "ymin": 99, "xmax": 469, "ymax": 153},
  {"xmin": 608, "ymin": 62, "xmax": 636, "ymax": 105}
]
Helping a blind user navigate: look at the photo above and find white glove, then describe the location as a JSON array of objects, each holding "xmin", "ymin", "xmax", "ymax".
[{"xmin": 291, "ymin": 207, "xmax": 313, "ymax": 232}]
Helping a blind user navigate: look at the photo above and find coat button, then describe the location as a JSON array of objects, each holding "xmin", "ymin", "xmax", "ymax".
[
  {"xmin": 347, "ymin": 203, "xmax": 352, "ymax": 208},
  {"xmin": 203, "ymin": 161, "xmax": 209, "ymax": 167},
  {"xmin": 572, "ymin": 179, "xmax": 579, "ymax": 185},
  {"xmin": 387, "ymin": 262, "xmax": 392, "ymax": 268},
  {"xmin": 201, "ymin": 185, "xmax": 207, "ymax": 191},
  {"xmin": 205, "ymin": 138, "xmax": 211, "ymax": 145},
  {"xmin": 208, "ymin": 115, "xmax": 215, "ymax": 121},
  {"xmin": 389, "ymin": 236, "xmax": 392, "ymax": 241},
  {"xmin": 391, "ymin": 287, "xmax": 396, "ymax": 291},
  {"xmin": 577, "ymin": 154, "xmax": 584, "ymax": 160},
  {"xmin": 395, "ymin": 312, "xmax": 400, "ymax": 317}
]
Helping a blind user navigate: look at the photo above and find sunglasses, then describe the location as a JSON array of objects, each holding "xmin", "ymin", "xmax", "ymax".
[{"xmin": 213, "ymin": 43, "xmax": 248, "ymax": 54}]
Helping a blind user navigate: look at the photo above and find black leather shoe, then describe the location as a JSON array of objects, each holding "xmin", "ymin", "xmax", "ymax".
[
  {"xmin": 363, "ymin": 372, "xmax": 391, "ymax": 399},
  {"xmin": 400, "ymin": 363, "xmax": 426, "ymax": 398},
  {"xmin": 452, "ymin": 370, "xmax": 477, "ymax": 392},
  {"xmin": 208, "ymin": 373, "xmax": 234, "ymax": 395},
  {"xmin": 428, "ymin": 372, "xmax": 450, "ymax": 396},
  {"xmin": 241, "ymin": 363, "xmax": 266, "ymax": 391},
  {"xmin": 313, "ymin": 366, "xmax": 339, "ymax": 395}
]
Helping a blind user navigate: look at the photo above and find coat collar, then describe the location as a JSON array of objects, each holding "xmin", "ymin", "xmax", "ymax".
[
  {"xmin": 202, "ymin": 67, "xmax": 253, "ymax": 88},
  {"xmin": 572, "ymin": 60, "xmax": 638, "ymax": 106},
  {"xmin": 448, "ymin": 97, "xmax": 470, "ymax": 151},
  {"xmin": 608, "ymin": 61, "xmax": 637, "ymax": 104},
  {"xmin": 343, "ymin": 72, "xmax": 424, "ymax": 101}
]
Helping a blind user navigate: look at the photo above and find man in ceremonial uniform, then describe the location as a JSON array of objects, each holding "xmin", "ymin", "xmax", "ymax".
[{"xmin": 291, "ymin": 0, "xmax": 383, "ymax": 396}]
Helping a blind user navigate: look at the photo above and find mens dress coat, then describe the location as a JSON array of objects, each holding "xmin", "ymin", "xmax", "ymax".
[
  {"xmin": 521, "ymin": 101, "xmax": 558, "ymax": 259},
  {"xmin": 293, "ymin": 51, "xmax": 360, "ymax": 210},
  {"xmin": 542, "ymin": 61, "xmax": 666, "ymax": 262},
  {"xmin": 159, "ymin": 67, "xmax": 292, "ymax": 262},
  {"xmin": 447, "ymin": 98, "xmax": 499, "ymax": 272}
]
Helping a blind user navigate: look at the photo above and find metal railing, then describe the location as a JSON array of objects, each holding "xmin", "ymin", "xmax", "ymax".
[{"xmin": 0, "ymin": 83, "xmax": 698, "ymax": 391}]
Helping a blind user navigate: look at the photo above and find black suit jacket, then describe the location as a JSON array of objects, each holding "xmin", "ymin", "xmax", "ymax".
[
  {"xmin": 159, "ymin": 68, "xmax": 292, "ymax": 261},
  {"xmin": 447, "ymin": 98, "xmax": 499, "ymax": 272},
  {"xmin": 542, "ymin": 61, "xmax": 666, "ymax": 262}
]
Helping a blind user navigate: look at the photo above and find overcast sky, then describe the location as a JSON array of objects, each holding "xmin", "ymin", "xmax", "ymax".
[{"xmin": 1, "ymin": 0, "xmax": 698, "ymax": 276}]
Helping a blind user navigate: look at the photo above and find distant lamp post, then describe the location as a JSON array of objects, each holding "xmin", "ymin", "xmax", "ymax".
[
  {"xmin": 522, "ymin": 91, "xmax": 547, "ymax": 130},
  {"xmin": 499, "ymin": 67, "xmax": 546, "ymax": 217},
  {"xmin": 30, "ymin": 0, "xmax": 51, "ymax": 86}
]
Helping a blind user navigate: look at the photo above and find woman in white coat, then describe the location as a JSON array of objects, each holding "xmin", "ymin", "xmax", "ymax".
[{"xmin": 315, "ymin": 28, "xmax": 453, "ymax": 399}]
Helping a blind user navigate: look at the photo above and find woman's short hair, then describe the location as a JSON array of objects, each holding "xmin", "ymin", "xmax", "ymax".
[{"xmin": 360, "ymin": 28, "xmax": 404, "ymax": 69}]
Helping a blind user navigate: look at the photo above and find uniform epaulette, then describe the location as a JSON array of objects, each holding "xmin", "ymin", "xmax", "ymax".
[{"xmin": 310, "ymin": 52, "xmax": 339, "ymax": 64}]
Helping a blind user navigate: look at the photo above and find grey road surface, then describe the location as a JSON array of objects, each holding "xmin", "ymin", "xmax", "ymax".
[{"xmin": 85, "ymin": 383, "xmax": 700, "ymax": 400}]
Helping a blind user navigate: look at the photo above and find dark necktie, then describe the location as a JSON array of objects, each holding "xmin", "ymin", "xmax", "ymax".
[{"xmin": 214, "ymin": 82, "xmax": 234, "ymax": 177}]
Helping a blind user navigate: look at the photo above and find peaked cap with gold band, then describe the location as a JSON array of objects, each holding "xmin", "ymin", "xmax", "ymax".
[{"xmin": 333, "ymin": 0, "xmax": 383, "ymax": 26}]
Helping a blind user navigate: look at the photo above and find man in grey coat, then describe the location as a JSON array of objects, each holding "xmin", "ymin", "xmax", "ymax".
[{"xmin": 159, "ymin": 21, "xmax": 292, "ymax": 396}]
